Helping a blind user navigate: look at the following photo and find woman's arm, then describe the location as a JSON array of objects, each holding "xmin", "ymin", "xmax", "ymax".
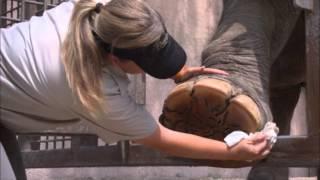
[{"xmin": 135, "ymin": 123, "xmax": 271, "ymax": 161}]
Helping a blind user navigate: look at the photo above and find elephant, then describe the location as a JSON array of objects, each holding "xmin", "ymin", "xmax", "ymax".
[
  {"xmin": 158, "ymin": 0, "xmax": 307, "ymax": 178},
  {"xmin": 160, "ymin": 0, "xmax": 305, "ymax": 142}
]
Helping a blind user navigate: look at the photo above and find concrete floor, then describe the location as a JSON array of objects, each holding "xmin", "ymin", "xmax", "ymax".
[
  {"xmin": 25, "ymin": 167, "xmax": 318, "ymax": 180},
  {"xmin": 26, "ymin": 166, "xmax": 251, "ymax": 180}
]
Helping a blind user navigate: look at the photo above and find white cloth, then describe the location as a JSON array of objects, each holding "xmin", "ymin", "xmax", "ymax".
[
  {"xmin": 260, "ymin": 121, "xmax": 279, "ymax": 145},
  {"xmin": 224, "ymin": 131, "xmax": 250, "ymax": 147},
  {"xmin": 0, "ymin": 0, "xmax": 157, "ymax": 143},
  {"xmin": 224, "ymin": 122, "xmax": 279, "ymax": 147},
  {"xmin": 96, "ymin": 0, "xmax": 111, "ymax": 5}
]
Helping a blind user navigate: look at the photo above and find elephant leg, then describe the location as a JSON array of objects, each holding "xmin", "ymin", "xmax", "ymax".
[
  {"xmin": 270, "ymin": 14, "xmax": 306, "ymax": 133},
  {"xmin": 248, "ymin": 13, "xmax": 305, "ymax": 180},
  {"xmin": 161, "ymin": 0, "xmax": 278, "ymax": 139},
  {"xmin": 248, "ymin": 166, "xmax": 289, "ymax": 180},
  {"xmin": 160, "ymin": 0, "xmax": 302, "ymax": 143},
  {"xmin": 270, "ymin": 85, "xmax": 302, "ymax": 135},
  {"xmin": 201, "ymin": 0, "xmax": 302, "ymax": 124},
  {"xmin": 201, "ymin": 0, "xmax": 278, "ymax": 127},
  {"xmin": 0, "ymin": 124, "xmax": 27, "ymax": 180},
  {"xmin": 247, "ymin": 85, "xmax": 301, "ymax": 180}
]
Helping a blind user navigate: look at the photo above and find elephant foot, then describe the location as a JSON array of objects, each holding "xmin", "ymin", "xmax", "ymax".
[{"xmin": 160, "ymin": 77, "xmax": 263, "ymax": 141}]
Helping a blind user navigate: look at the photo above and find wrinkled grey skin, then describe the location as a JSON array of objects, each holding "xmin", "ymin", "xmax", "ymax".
[{"xmin": 202, "ymin": 0, "xmax": 304, "ymax": 132}]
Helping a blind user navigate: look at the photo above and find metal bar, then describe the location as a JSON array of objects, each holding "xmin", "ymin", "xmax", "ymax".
[
  {"xmin": 7, "ymin": 5, "xmax": 20, "ymax": 11},
  {"xmin": 21, "ymin": 0, "xmax": 26, "ymax": 20},
  {"xmin": 21, "ymin": 136, "xmax": 319, "ymax": 168},
  {"xmin": 10, "ymin": 0, "xmax": 13, "ymax": 18},
  {"xmin": 17, "ymin": 0, "xmax": 20, "ymax": 19},
  {"xmin": 17, "ymin": 133, "xmax": 96, "ymax": 136},
  {"xmin": 23, "ymin": 0, "xmax": 56, "ymax": 8},
  {"xmin": 305, "ymin": 0, "xmax": 320, "ymax": 138},
  {"xmin": 305, "ymin": 0, "xmax": 320, "ymax": 176},
  {"xmin": 118, "ymin": 141, "xmax": 129, "ymax": 163},
  {"xmin": 53, "ymin": 136, "xmax": 56, "ymax": 149},
  {"xmin": 62, "ymin": 136, "xmax": 65, "ymax": 149},
  {"xmin": 0, "ymin": 16, "xmax": 21, "ymax": 22},
  {"xmin": 43, "ymin": 0, "xmax": 48, "ymax": 11},
  {"xmin": 3, "ymin": 6, "xmax": 20, "ymax": 13},
  {"xmin": 0, "ymin": 0, "xmax": 3, "ymax": 26},
  {"xmin": 24, "ymin": 0, "xmax": 45, "ymax": 5},
  {"xmin": 34, "ymin": 139, "xmax": 72, "ymax": 143},
  {"xmin": 0, "ymin": 0, "xmax": 2, "ymax": 17},
  {"xmin": 45, "ymin": 136, "xmax": 48, "ymax": 150}
]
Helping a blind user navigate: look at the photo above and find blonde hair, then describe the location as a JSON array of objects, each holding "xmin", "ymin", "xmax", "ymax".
[{"xmin": 61, "ymin": 0, "xmax": 165, "ymax": 113}]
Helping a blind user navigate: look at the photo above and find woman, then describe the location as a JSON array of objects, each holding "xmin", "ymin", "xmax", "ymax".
[{"xmin": 0, "ymin": 0, "xmax": 271, "ymax": 178}]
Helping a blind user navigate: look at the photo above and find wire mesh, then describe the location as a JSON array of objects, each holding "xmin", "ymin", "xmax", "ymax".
[{"xmin": 1, "ymin": 0, "xmax": 65, "ymax": 27}]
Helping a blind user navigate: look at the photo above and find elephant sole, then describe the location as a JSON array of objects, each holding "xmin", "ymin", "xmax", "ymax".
[{"xmin": 160, "ymin": 77, "xmax": 262, "ymax": 141}]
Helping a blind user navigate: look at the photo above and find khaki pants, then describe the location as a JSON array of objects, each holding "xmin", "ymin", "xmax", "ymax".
[
  {"xmin": 0, "ymin": 123, "xmax": 26, "ymax": 180},
  {"xmin": 0, "ymin": 142, "xmax": 16, "ymax": 180}
]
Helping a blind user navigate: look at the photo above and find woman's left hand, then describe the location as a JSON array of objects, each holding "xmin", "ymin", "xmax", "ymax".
[{"xmin": 172, "ymin": 66, "xmax": 228, "ymax": 83}]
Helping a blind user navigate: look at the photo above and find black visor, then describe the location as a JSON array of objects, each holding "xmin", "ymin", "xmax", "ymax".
[{"xmin": 95, "ymin": 32, "xmax": 187, "ymax": 79}]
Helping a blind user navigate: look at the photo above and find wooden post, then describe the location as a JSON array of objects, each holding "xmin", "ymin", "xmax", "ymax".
[
  {"xmin": 305, "ymin": 0, "xmax": 320, "ymax": 178},
  {"xmin": 305, "ymin": 0, "xmax": 319, "ymax": 139}
]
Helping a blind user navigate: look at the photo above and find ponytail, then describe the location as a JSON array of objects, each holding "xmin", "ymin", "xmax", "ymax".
[
  {"xmin": 62, "ymin": 0, "xmax": 104, "ymax": 113},
  {"xmin": 62, "ymin": 0, "xmax": 165, "ymax": 114}
]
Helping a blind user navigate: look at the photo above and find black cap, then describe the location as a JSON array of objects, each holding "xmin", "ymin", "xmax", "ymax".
[{"xmin": 95, "ymin": 32, "xmax": 187, "ymax": 79}]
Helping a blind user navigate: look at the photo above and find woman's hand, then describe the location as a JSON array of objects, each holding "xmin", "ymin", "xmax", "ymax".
[
  {"xmin": 172, "ymin": 66, "xmax": 228, "ymax": 83},
  {"xmin": 135, "ymin": 124, "xmax": 272, "ymax": 161},
  {"xmin": 229, "ymin": 132, "xmax": 272, "ymax": 161}
]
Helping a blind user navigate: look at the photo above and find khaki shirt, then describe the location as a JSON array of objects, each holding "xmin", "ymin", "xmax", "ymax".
[{"xmin": 0, "ymin": 0, "xmax": 157, "ymax": 143}]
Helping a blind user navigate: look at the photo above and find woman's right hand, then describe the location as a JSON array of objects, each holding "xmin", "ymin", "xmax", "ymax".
[
  {"xmin": 229, "ymin": 132, "xmax": 272, "ymax": 161},
  {"xmin": 136, "ymin": 124, "xmax": 273, "ymax": 161}
]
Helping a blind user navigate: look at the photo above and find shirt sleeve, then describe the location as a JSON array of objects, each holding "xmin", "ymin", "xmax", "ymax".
[{"xmin": 86, "ymin": 70, "xmax": 158, "ymax": 144}]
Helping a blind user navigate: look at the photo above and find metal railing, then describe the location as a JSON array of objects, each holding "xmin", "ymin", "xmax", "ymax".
[{"xmin": 1, "ymin": 0, "xmax": 64, "ymax": 27}]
